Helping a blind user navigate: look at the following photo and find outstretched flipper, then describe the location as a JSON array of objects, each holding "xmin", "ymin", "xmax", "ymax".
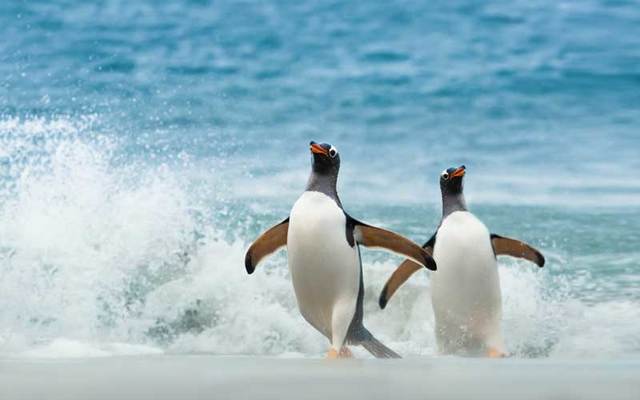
[
  {"xmin": 245, "ymin": 218, "xmax": 289, "ymax": 274},
  {"xmin": 490, "ymin": 234, "xmax": 545, "ymax": 267},
  {"xmin": 346, "ymin": 215, "xmax": 437, "ymax": 271},
  {"xmin": 378, "ymin": 234, "xmax": 436, "ymax": 309}
]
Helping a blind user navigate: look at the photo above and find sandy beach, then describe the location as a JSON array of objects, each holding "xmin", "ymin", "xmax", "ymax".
[{"xmin": 2, "ymin": 356, "xmax": 639, "ymax": 400}]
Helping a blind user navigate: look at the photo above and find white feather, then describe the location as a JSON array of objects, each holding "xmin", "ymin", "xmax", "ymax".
[
  {"xmin": 287, "ymin": 191, "xmax": 360, "ymax": 350},
  {"xmin": 431, "ymin": 211, "xmax": 505, "ymax": 355}
]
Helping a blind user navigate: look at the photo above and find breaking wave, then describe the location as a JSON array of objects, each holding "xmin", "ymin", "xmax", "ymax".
[{"xmin": 0, "ymin": 116, "xmax": 638, "ymax": 359}]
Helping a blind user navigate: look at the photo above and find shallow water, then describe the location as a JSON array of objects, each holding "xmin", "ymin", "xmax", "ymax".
[{"xmin": 1, "ymin": 0, "xmax": 639, "ymax": 360}]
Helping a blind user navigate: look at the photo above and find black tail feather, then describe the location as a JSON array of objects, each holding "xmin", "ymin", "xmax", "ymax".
[
  {"xmin": 361, "ymin": 337, "xmax": 401, "ymax": 358},
  {"xmin": 355, "ymin": 328, "xmax": 401, "ymax": 359}
]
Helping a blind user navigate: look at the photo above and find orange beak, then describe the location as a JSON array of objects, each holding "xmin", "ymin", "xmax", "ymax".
[
  {"xmin": 451, "ymin": 166, "xmax": 466, "ymax": 178},
  {"xmin": 310, "ymin": 142, "xmax": 329, "ymax": 156}
]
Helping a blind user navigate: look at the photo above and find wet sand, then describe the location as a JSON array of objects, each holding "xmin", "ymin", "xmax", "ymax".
[{"xmin": 1, "ymin": 356, "xmax": 639, "ymax": 400}]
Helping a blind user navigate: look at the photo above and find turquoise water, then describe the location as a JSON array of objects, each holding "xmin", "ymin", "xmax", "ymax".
[{"xmin": 0, "ymin": 1, "xmax": 639, "ymax": 359}]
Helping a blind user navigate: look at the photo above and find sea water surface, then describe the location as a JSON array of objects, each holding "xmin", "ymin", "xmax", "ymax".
[{"xmin": 1, "ymin": 0, "xmax": 639, "ymax": 361}]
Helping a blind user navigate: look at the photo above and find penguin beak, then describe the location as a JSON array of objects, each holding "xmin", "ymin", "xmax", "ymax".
[
  {"xmin": 310, "ymin": 141, "xmax": 329, "ymax": 156},
  {"xmin": 451, "ymin": 165, "xmax": 466, "ymax": 178}
]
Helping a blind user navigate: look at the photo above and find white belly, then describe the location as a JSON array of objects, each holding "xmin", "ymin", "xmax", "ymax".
[
  {"xmin": 287, "ymin": 191, "xmax": 360, "ymax": 346},
  {"xmin": 431, "ymin": 211, "xmax": 504, "ymax": 355}
]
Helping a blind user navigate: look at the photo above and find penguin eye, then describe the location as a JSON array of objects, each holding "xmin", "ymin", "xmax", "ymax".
[
  {"xmin": 441, "ymin": 172, "xmax": 449, "ymax": 180},
  {"xmin": 329, "ymin": 147, "xmax": 337, "ymax": 158}
]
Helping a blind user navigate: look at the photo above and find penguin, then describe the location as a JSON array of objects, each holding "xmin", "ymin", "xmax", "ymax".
[
  {"xmin": 245, "ymin": 141, "xmax": 437, "ymax": 359},
  {"xmin": 378, "ymin": 165, "xmax": 545, "ymax": 357}
]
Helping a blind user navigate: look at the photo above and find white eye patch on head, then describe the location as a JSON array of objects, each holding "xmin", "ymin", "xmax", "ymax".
[{"xmin": 329, "ymin": 145, "xmax": 338, "ymax": 158}]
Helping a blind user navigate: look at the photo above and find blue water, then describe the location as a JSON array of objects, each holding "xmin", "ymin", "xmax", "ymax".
[{"xmin": 0, "ymin": 0, "xmax": 639, "ymax": 359}]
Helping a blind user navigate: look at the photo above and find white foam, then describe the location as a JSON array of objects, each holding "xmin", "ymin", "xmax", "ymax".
[
  {"xmin": 0, "ymin": 116, "xmax": 638, "ymax": 359},
  {"xmin": 19, "ymin": 339, "xmax": 163, "ymax": 358}
]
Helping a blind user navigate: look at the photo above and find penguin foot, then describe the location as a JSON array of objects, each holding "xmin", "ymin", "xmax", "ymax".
[
  {"xmin": 326, "ymin": 347, "xmax": 353, "ymax": 359},
  {"xmin": 326, "ymin": 348, "xmax": 339, "ymax": 359},
  {"xmin": 487, "ymin": 348, "xmax": 507, "ymax": 358},
  {"xmin": 339, "ymin": 347, "xmax": 353, "ymax": 358}
]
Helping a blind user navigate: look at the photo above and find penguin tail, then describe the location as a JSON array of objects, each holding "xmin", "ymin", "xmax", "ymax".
[
  {"xmin": 357, "ymin": 330, "xmax": 401, "ymax": 359},
  {"xmin": 361, "ymin": 337, "xmax": 401, "ymax": 359}
]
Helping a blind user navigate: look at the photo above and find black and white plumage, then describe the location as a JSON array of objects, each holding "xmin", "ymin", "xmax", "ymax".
[
  {"xmin": 245, "ymin": 141, "xmax": 436, "ymax": 359},
  {"xmin": 379, "ymin": 165, "xmax": 545, "ymax": 357}
]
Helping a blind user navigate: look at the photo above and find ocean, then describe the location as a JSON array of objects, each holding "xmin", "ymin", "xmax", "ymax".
[{"xmin": 1, "ymin": 0, "xmax": 639, "ymax": 367}]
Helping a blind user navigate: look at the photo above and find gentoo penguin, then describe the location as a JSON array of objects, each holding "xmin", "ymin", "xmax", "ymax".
[
  {"xmin": 245, "ymin": 141, "xmax": 437, "ymax": 359},
  {"xmin": 378, "ymin": 165, "xmax": 544, "ymax": 357}
]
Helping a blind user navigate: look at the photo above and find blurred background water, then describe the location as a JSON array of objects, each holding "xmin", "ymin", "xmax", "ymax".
[{"xmin": 0, "ymin": 0, "xmax": 639, "ymax": 359}]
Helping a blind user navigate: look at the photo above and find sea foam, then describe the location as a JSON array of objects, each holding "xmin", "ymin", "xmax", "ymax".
[{"xmin": 0, "ymin": 116, "xmax": 638, "ymax": 359}]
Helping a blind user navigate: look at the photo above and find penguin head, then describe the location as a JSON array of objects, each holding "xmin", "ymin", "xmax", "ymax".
[
  {"xmin": 440, "ymin": 165, "xmax": 466, "ymax": 195},
  {"xmin": 309, "ymin": 141, "xmax": 340, "ymax": 175}
]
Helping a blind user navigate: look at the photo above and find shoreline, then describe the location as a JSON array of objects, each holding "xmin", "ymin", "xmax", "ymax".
[{"xmin": 1, "ymin": 355, "xmax": 639, "ymax": 400}]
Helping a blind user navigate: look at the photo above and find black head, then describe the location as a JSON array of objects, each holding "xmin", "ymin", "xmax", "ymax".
[
  {"xmin": 310, "ymin": 141, "xmax": 340, "ymax": 175},
  {"xmin": 440, "ymin": 165, "xmax": 466, "ymax": 196}
]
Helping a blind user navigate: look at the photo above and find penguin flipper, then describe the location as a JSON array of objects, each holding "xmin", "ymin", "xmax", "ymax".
[
  {"xmin": 379, "ymin": 234, "xmax": 436, "ymax": 309},
  {"xmin": 379, "ymin": 259, "xmax": 423, "ymax": 309},
  {"xmin": 490, "ymin": 234, "xmax": 545, "ymax": 267},
  {"xmin": 347, "ymin": 216, "xmax": 437, "ymax": 271},
  {"xmin": 244, "ymin": 218, "xmax": 289, "ymax": 274}
]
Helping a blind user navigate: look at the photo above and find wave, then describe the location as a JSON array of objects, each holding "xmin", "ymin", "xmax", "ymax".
[{"xmin": 0, "ymin": 116, "xmax": 638, "ymax": 359}]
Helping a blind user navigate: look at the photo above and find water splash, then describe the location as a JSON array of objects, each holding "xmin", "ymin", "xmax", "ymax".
[{"xmin": 0, "ymin": 116, "xmax": 638, "ymax": 359}]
